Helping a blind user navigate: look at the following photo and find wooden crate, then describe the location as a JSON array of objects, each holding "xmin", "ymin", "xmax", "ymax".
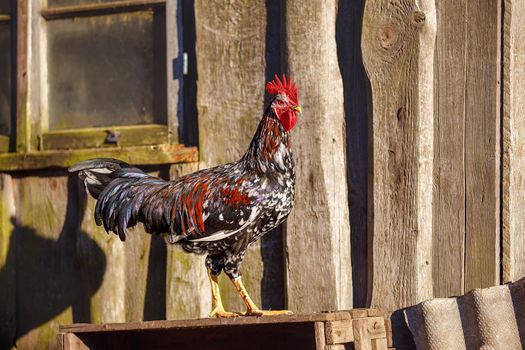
[{"xmin": 59, "ymin": 310, "xmax": 389, "ymax": 350}]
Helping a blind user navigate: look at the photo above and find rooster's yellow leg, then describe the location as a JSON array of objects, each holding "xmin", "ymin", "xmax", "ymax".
[
  {"xmin": 208, "ymin": 269, "xmax": 237, "ymax": 318},
  {"xmin": 231, "ymin": 277, "xmax": 292, "ymax": 316}
]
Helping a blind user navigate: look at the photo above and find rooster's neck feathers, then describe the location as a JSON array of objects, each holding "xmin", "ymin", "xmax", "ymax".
[{"xmin": 242, "ymin": 106, "xmax": 291, "ymax": 173}]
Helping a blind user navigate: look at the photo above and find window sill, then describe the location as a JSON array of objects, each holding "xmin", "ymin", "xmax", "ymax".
[{"xmin": 0, "ymin": 143, "xmax": 198, "ymax": 171}]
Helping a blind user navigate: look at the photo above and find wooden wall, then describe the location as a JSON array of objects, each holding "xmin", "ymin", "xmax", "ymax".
[{"xmin": 1, "ymin": 0, "xmax": 525, "ymax": 349}]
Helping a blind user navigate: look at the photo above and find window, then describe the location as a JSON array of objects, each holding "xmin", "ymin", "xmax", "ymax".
[{"xmin": 0, "ymin": 0, "xmax": 197, "ymax": 170}]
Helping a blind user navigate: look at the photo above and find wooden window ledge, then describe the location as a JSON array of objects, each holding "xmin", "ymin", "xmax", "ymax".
[{"xmin": 0, "ymin": 144, "xmax": 198, "ymax": 171}]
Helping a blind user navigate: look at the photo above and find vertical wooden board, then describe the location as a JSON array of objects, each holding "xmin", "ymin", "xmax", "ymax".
[
  {"xmin": 195, "ymin": 0, "xmax": 267, "ymax": 167},
  {"xmin": 314, "ymin": 321, "xmax": 326, "ymax": 350},
  {"xmin": 15, "ymin": 0, "xmax": 30, "ymax": 152},
  {"xmin": 464, "ymin": 0, "xmax": 501, "ymax": 291},
  {"xmin": 165, "ymin": 0, "xmax": 180, "ymax": 143},
  {"xmin": 11, "ymin": 174, "xmax": 81, "ymax": 349},
  {"xmin": 123, "ymin": 227, "xmax": 152, "ymax": 322},
  {"xmin": 353, "ymin": 318, "xmax": 373, "ymax": 350},
  {"xmin": 81, "ymin": 196, "xmax": 126, "ymax": 325},
  {"xmin": 502, "ymin": 0, "xmax": 525, "ymax": 282},
  {"xmin": 194, "ymin": 1, "xmax": 277, "ymax": 312},
  {"xmin": 432, "ymin": 0, "xmax": 467, "ymax": 298},
  {"xmin": 0, "ymin": 174, "xmax": 15, "ymax": 350},
  {"xmin": 362, "ymin": 0, "xmax": 435, "ymax": 311},
  {"xmin": 285, "ymin": 0, "xmax": 352, "ymax": 313}
]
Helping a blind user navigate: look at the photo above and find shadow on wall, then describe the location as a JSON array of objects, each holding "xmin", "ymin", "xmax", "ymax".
[
  {"xmin": 259, "ymin": 0, "xmax": 286, "ymax": 311},
  {"xmin": 336, "ymin": 0, "xmax": 372, "ymax": 308},
  {"xmin": 0, "ymin": 176, "xmax": 107, "ymax": 349}
]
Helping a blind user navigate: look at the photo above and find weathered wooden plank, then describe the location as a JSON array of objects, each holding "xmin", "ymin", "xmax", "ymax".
[
  {"xmin": 16, "ymin": 0, "xmax": 30, "ymax": 152},
  {"xmin": 314, "ymin": 321, "xmax": 326, "ymax": 350},
  {"xmin": 12, "ymin": 175, "xmax": 79, "ymax": 349},
  {"xmin": 352, "ymin": 318, "xmax": 373, "ymax": 350},
  {"xmin": 42, "ymin": 124, "xmax": 169, "ymax": 150},
  {"xmin": 463, "ymin": 0, "xmax": 501, "ymax": 292},
  {"xmin": 349, "ymin": 309, "xmax": 369, "ymax": 319},
  {"xmin": 60, "ymin": 312, "xmax": 354, "ymax": 333},
  {"xmin": 361, "ymin": 0, "xmax": 436, "ymax": 311},
  {"xmin": 432, "ymin": 0, "xmax": 467, "ymax": 298},
  {"xmin": 194, "ymin": 0, "xmax": 281, "ymax": 313},
  {"xmin": 40, "ymin": 0, "xmax": 165, "ymax": 20},
  {"xmin": 325, "ymin": 345, "xmax": 346, "ymax": 350},
  {"xmin": 285, "ymin": 0, "xmax": 352, "ymax": 313},
  {"xmin": 0, "ymin": 174, "xmax": 15, "ymax": 350},
  {"xmin": 80, "ymin": 194, "xmax": 126, "ymax": 326},
  {"xmin": 325, "ymin": 320, "xmax": 354, "ymax": 344},
  {"xmin": 166, "ymin": 0, "xmax": 180, "ymax": 144},
  {"xmin": 502, "ymin": 0, "xmax": 525, "ymax": 283},
  {"xmin": 371, "ymin": 338, "xmax": 388, "ymax": 350},
  {"xmin": 0, "ymin": 144, "xmax": 197, "ymax": 171},
  {"xmin": 0, "ymin": 135, "xmax": 8, "ymax": 153},
  {"xmin": 59, "ymin": 333, "xmax": 90, "ymax": 350},
  {"xmin": 385, "ymin": 318, "xmax": 393, "ymax": 348}
]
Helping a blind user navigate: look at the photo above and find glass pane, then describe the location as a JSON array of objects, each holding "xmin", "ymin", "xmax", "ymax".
[
  {"xmin": 46, "ymin": 0, "xmax": 131, "ymax": 8},
  {"xmin": 0, "ymin": 0, "xmax": 10, "ymax": 15},
  {"xmin": 0, "ymin": 24, "xmax": 10, "ymax": 136},
  {"xmin": 47, "ymin": 9, "xmax": 167, "ymax": 130}
]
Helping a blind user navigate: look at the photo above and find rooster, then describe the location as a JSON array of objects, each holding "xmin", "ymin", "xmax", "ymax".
[{"xmin": 69, "ymin": 75, "xmax": 301, "ymax": 318}]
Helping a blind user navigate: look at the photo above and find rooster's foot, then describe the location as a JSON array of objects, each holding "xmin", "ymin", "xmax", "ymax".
[
  {"xmin": 209, "ymin": 307, "xmax": 238, "ymax": 318},
  {"xmin": 241, "ymin": 309, "xmax": 293, "ymax": 317}
]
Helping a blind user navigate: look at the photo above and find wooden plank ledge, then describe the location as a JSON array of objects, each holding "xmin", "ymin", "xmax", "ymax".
[
  {"xmin": 60, "ymin": 312, "xmax": 353, "ymax": 333},
  {"xmin": 0, "ymin": 144, "xmax": 198, "ymax": 171},
  {"xmin": 59, "ymin": 311, "xmax": 390, "ymax": 350}
]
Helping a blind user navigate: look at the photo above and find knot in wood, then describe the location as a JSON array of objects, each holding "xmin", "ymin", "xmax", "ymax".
[
  {"xmin": 411, "ymin": 11, "xmax": 426, "ymax": 27},
  {"xmin": 377, "ymin": 22, "xmax": 398, "ymax": 50}
]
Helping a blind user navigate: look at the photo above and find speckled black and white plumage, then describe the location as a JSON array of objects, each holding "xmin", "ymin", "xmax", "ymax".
[{"xmin": 69, "ymin": 98, "xmax": 296, "ymax": 281}]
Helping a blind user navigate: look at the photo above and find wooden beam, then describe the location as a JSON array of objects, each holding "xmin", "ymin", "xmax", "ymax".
[
  {"xmin": 464, "ymin": 0, "xmax": 501, "ymax": 292},
  {"xmin": 166, "ymin": 0, "xmax": 180, "ymax": 144},
  {"xmin": 314, "ymin": 321, "xmax": 326, "ymax": 350},
  {"xmin": 325, "ymin": 320, "xmax": 354, "ymax": 344},
  {"xmin": 502, "ymin": 0, "xmax": 525, "ymax": 282},
  {"xmin": 0, "ymin": 174, "xmax": 15, "ymax": 350},
  {"xmin": 0, "ymin": 144, "xmax": 197, "ymax": 171},
  {"xmin": 432, "ymin": 0, "xmax": 467, "ymax": 298},
  {"xmin": 59, "ymin": 333, "xmax": 89, "ymax": 350},
  {"xmin": 16, "ymin": 0, "xmax": 30, "ymax": 152},
  {"xmin": 40, "ymin": 0, "xmax": 165, "ymax": 20},
  {"xmin": 352, "ymin": 318, "xmax": 387, "ymax": 350},
  {"xmin": 42, "ymin": 124, "xmax": 169, "ymax": 150},
  {"xmin": 284, "ymin": 0, "xmax": 352, "ymax": 313},
  {"xmin": 60, "ymin": 312, "xmax": 353, "ymax": 333},
  {"xmin": 362, "ymin": 0, "xmax": 436, "ymax": 311}
]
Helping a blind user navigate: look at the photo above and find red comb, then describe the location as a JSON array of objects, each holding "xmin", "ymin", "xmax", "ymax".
[{"xmin": 266, "ymin": 74, "xmax": 298, "ymax": 104}]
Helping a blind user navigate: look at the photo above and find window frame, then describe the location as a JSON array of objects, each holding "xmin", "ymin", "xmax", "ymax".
[
  {"xmin": 0, "ymin": 9, "xmax": 11, "ymax": 153},
  {"xmin": 0, "ymin": 0, "xmax": 197, "ymax": 171}
]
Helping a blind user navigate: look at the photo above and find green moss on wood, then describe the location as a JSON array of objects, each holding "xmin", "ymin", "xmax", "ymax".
[
  {"xmin": 42, "ymin": 124, "xmax": 169, "ymax": 150},
  {"xmin": 0, "ymin": 144, "xmax": 198, "ymax": 171},
  {"xmin": 0, "ymin": 135, "xmax": 9, "ymax": 153}
]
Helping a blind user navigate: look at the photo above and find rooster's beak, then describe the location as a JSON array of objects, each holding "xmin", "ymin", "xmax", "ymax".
[{"xmin": 294, "ymin": 106, "xmax": 302, "ymax": 113}]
